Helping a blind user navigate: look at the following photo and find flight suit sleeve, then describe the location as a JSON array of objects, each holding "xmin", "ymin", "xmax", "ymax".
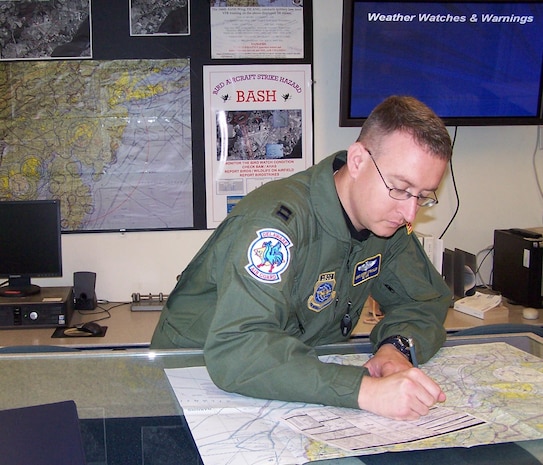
[
  {"xmin": 203, "ymin": 217, "xmax": 367, "ymax": 409},
  {"xmin": 369, "ymin": 231, "xmax": 452, "ymax": 363}
]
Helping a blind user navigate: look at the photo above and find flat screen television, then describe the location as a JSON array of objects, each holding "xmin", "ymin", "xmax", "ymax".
[
  {"xmin": 340, "ymin": 0, "xmax": 543, "ymax": 126},
  {"xmin": 0, "ymin": 199, "xmax": 63, "ymax": 297}
]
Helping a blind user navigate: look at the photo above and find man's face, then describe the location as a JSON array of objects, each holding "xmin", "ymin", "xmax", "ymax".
[{"xmin": 346, "ymin": 131, "xmax": 448, "ymax": 237}]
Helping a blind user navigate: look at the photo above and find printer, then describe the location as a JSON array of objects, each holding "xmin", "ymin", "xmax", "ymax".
[{"xmin": 493, "ymin": 228, "xmax": 543, "ymax": 308}]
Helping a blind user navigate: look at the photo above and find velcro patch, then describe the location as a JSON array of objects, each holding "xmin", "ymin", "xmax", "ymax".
[
  {"xmin": 245, "ymin": 228, "xmax": 293, "ymax": 283},
  {"xmin": 353, "ymin": 255, "xmax": 381, "ymax": 286},
  {"xmin": 307, "ymin": 272, "xmax": 337, "ymax": 312},
  {"xmin": 275, "ymin": 204, "xmax": 293, "ymax": 223}
]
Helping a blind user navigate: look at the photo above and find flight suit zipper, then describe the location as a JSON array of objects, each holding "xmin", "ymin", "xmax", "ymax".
[{"xmin": 337, "ymin": 241, "xmax": 354, "ymax": 337}]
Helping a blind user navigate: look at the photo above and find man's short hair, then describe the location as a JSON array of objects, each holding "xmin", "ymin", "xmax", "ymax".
[{"xmin": 357, "ymin": 95, "xmax": 452, "ymax": 161}]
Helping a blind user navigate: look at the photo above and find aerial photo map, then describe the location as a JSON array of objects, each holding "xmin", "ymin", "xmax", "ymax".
[{"xmin": 0, "ymin": 59, "xmax": 193, "ymax": 231}]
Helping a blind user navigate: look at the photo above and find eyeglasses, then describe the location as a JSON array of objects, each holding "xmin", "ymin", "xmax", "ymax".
[{"xmin": 366, "ymin": 148, "xmax": 438, "ymax": 207}]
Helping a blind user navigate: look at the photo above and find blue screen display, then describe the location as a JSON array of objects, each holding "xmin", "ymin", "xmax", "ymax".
[{"xmin": 345, "ymin": 1, "xmax": 543, "ymax": 124}]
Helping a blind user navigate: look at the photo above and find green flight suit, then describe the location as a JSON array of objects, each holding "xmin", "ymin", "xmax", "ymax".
[{"xmin": 151, "ymin": 151, "xmax": 452, "ymax": 408}]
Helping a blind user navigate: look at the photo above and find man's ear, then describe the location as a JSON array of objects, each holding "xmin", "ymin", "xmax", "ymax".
[{"xmin": 346, "ymin": 142, "xmax": 366, "ymax": 175}]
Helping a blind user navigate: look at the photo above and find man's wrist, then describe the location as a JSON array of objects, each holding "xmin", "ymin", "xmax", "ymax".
[{"xmin": 376, "ymin": 335, "xmax": 413, "ymax": 363}]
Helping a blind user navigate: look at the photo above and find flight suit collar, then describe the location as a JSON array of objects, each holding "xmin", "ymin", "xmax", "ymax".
[{"xmin": 310, "ymin": 151, "xmax": 370, "ymax": 243}]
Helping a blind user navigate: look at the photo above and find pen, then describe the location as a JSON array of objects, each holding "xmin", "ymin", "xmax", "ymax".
[{"xmin": 408, "ymin": 337, "xmax": 418, "ymax": 368}]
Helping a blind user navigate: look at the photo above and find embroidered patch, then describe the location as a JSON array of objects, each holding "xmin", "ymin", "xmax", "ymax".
[
  {"xmin": 353, "ymin": 255, "xmax": 381, "ymax": 286},
  {"xmin": 275, "ymin": 204, "xmax": 293, "ymax": 223},
  {"xmin": 307, "ymin": 272, "xmax": 337, "ymax": 312},
  {"xmin": 246, "ymin": 229, "xmax": 293, "ymax": 283}
]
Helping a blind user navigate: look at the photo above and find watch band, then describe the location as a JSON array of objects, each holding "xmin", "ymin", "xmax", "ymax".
[{"xmin": 376, "ymin": 335, "xmax": 413, "ymax": 363}]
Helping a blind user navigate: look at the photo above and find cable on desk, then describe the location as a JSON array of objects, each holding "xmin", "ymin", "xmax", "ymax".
[{"xmin": 75, "ymin": 300, "xmax": 129, "ymax": 324}]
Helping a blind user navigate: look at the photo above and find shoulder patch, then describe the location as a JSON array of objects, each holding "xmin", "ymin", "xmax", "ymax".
[
  {"xmin": 353, "ymin": 254, "xmax": 381, "ymax": 286},
  {"xmin": 245, "ymin": 228, "xmax": 293, "ymax": 283}
]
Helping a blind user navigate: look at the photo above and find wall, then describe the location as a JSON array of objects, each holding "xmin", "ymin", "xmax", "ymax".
[{"xmin": 37, "ymin": 0, "xmax": 543, "ymax": 300}]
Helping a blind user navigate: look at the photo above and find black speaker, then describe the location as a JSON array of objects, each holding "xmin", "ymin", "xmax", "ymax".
[
  {"xmin": 73, "ymin": 271, "xmax": 97, "ymax": 310},
  {"xmin": 453, "ymin": 249, "xmax": 477, "ymax": 299}
]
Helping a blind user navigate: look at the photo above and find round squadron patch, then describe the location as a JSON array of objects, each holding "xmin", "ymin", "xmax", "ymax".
[{"xmin": 245, "ymin": 228, "xmax": 293, "ymax": 283}]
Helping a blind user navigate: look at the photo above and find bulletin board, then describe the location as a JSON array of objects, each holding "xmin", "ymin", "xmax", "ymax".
[{"xmin": 0, "ymin": 0, "xmax": 313, "ymax": 232}]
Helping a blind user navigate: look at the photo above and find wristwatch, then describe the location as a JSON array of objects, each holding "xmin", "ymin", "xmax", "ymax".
[{"xmin": 376, "ymin": 335, "xmax": 413, "ymax": 363}]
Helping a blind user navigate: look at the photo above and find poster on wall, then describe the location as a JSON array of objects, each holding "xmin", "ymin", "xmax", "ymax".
[
  {"xmin": 0, "ymin": 0, "xmax": 91, "ymax": 60},
  {"xmin": 210, "ymin": 1, "xmax": 304, "ymax": 59},
  {"xmin": 203, "ymin": 64, "xmax": 313, "ymax": 229},
  {"xmin": 129, "ymin": 0, "xmax": 190, "ymax": 36}
]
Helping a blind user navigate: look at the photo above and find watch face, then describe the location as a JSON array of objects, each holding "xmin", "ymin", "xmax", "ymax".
[
  {"xmin": 381, "ymin": 335, "xmax": 412, "ymax": 362},
  {"xmin": 393, "ymin": 337, "xmax": 409, "ymax": 352}
]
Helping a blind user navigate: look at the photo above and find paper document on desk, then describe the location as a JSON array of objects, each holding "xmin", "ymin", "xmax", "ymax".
[
  {"xmin": 282, "ymin": 405, "xmax": 485, "ymax": 452},
  {"xmin": 164, "ymin": 342, "xmax": 543, "ymax": 465}
]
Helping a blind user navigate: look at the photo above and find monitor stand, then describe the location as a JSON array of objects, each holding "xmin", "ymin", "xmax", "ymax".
[{"xmin": 0, "ymin": 277, "xmax": 41, "ymax": 298}]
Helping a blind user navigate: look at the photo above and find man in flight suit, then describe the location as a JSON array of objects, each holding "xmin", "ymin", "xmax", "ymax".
[{"xmin": 151, "ymin": 95, "xmax": 452, "ymax": 420}]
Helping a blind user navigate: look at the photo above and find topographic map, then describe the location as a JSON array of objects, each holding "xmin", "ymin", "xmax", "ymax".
[
  {"xmin": 0, "ymin": 59, "xmax": 193, "ymax": 231},
  {"xmin": 165, "ymin": 342, "xmax": 543, "ymax": 465}
]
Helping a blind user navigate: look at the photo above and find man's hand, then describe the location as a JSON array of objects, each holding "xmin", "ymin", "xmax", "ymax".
[
  {"xmin": 364, "ymin": 343, "xmax": 413, "ymax": 377},
  {"xmin": 358, "ymin": 367, "xmax": 446, "ymax": 420},
  {"xmin": 359, "ymin": 344, "xmax": 446, "ymax": 420}
]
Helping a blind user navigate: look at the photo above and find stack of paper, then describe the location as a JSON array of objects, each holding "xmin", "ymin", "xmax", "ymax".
[
  {"xmin": 453, "ymin": 292, "xmax": 506, "ymax": 319},
  {"xmin": 415, "ymin": 231, "xmax": 444, "ymax": 274}
]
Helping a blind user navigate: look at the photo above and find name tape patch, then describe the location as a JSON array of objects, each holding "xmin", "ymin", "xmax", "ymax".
[{"xmin": 353, "ymin": 254, "xmax": 381, "ymax": 286}]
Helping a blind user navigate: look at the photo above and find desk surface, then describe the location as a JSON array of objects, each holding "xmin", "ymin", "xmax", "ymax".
[
  {"xmin": 1, "ymin": 334, "xmax": 542, "ymax": 465},
  {"xmin": 1, "ymin": 299, "xmax": 542, "ymax": 349},
  {"xmin": 353, "ymin": 301, "xmax": 543, "ymax": 337},
  {"xmin": 0, "ymin": 301, "xmax": 161, "ymax": 349}
]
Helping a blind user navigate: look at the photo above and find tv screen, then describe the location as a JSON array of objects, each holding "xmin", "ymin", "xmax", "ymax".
[
  {"xmin": 0, "ymin": 199, "xmax": 63, "ymax": 297},
  {"xmin": 340, "ymin": 0, "xmax": 543, "ymax": 126}
]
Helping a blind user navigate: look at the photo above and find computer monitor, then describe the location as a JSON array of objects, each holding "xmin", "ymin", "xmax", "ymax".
[{"xmin": 0, "ymin": 199, "xmax": 63, "ymax": 297}]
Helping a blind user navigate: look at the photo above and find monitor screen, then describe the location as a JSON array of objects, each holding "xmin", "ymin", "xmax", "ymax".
[
  {"xmin": 340, "ymin": 0, "xmax": 543, "ymax": 126},
  {"xmin": 0, "ymin": 199, "xmax": 63, "ymax": 297}
]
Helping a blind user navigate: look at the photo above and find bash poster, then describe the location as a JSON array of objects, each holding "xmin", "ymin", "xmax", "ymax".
[{"xmin": 203, "ymin": 64, "xmax": 313, "ymax": 228}]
